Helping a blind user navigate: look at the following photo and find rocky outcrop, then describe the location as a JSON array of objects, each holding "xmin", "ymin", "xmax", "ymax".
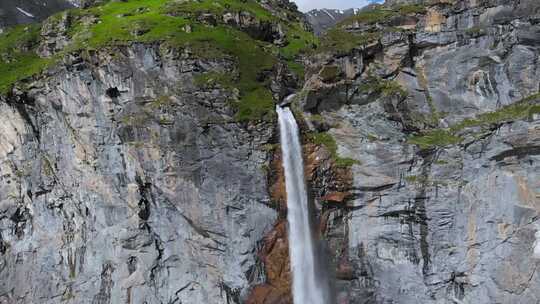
[
  {"xmin": 301, "ymin": 0, "xmax": 540, "ymax": 303},
  {"xmin": 0, "ymin": 0, "xmax": 313, "ymax": 303},
  {"xmin": 0, "ymin": 43, "xmax": 280, "ymax": 304},
  {"xmin": 1, "ymin": 0, "xmax": 539, "ymax": 303},
  {"xmin": 38, "ymin": 11, "xmax": 72, "ymax": 57}
]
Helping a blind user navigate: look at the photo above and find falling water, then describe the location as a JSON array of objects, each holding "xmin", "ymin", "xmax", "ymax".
[{"xmin": 277, "ymin": 106, "xmax": 330, "ymax": 304}]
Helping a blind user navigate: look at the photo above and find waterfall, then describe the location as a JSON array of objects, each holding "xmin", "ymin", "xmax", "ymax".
[{"xmin": 276, "ymin": 106, "xmax": 330, "ymax": 304}]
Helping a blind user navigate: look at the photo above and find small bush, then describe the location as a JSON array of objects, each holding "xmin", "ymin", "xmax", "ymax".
[
  {"xmin": 319, "ymin": 28, "xmax": 380, "ymax": 54},
  {"xmin": 310, "ymin": 132, "xmax": 360, "ymax": 168}
]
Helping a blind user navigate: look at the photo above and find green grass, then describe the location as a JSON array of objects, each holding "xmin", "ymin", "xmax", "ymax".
[
  {"xmin": 318, "ymin": 28, "xmax": 380, "ymax": 54},
  {"xmin": 408, "ymin": 95, "xmax": 540, "ymax": 149},
  {"xmin": 279, "ymin": 22, "xmax": 318, "ymax": 59},
  {"xmin": 194, "ymin": 72, "xmax": 235, "ymax": 89},
  {"xmin": 0, "ymin": 25, "xmax": 52, "ymax": 93},
  {"xmin": 66, "ymin": 0, "xmax": 190, "ymax": 49},
  {"xmin": 66, "ymin": 0, "xmax": 280, "ymax": 121},
  {"xmin": 310, "ymin": 132, "xmax": 360, "ymax": 168},
  {"xmin": 408, "ymin": 129, "xmax": 462, "ymax": 150},
  {"xmin": 340, "ymin": 4, "xmax": 426, "ymax": 27},
  {"xmin": 342, "ymin": 8, "xmax": 395, "ymax": 25},
  {"xmin": 451, "ymin": 100, "xmax": 540, "ymax": 132},
  {"xmin": 359, "ymin": 76, "xmax": 408, "ymax": 98},
  {"xmin": 271, "ymin": 21, "xmax": 317, "ymax": 81},
  {"xmin": 67, "ymin": 0, "xmax": 280, "ymax": 122},
  {"xmin": 164, "ymin": 0, "xmax": 275, "ymax": 21},
  {"xmin": 397, "ymin": 4, "xmax": 426, "ymax": 15},
  {"xmin": 319, "ymin": 65, "xmax": 340, "ymax": 82},
  {"xmin": 318, "ymin": 4, "xmax": 425, "ymax": 54},
  {"xmin": 0, "ymin": 0, "xmax": 315, "ymax": 120},
  {"xmin": 286, "ymin": 60, "xmax": 305, "ymax": 81}
]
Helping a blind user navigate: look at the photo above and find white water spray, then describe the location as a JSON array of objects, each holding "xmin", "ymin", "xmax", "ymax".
[{"xmin": 277, "ymin": 106, "xmax": 330, "ymax": 304}]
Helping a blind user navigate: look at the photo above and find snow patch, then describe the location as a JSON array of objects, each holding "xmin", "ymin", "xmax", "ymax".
[
  {"xmin": 321, "ymin": 9, "xmax": 335, "ymax": 20},
  {"xmin": 69, "ymin": 1, "xmax": 80, "ymax": 8},
  {"xmin": 16, "ymin": 7, "xmax": 35, "ymax": 18}
]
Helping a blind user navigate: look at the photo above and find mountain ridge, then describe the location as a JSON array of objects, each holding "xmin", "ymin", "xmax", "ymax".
[{"xmin": 304, "ymin": 8, "xmax": 359, "ymax": 35}]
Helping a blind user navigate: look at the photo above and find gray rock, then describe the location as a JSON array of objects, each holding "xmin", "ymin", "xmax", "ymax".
[
  {"xmin": 0, "ymin": 44, "xmax": 277, "ymax": 304},
  {"xmin": 302, "ymin": 1, "xmax": 540, "ymax": 303}
]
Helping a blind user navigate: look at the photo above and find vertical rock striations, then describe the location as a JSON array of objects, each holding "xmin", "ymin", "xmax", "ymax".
[
  {"xmin": 1, "ymin": 0, "xmax": 539, "ymax": 303},
  {"xmin": 0, "ymin": 0, "xmax": 314, "ymax": 303},
  {"xmin": 301, "ymin": 0, "xmax": 540, "ymax": 303}
]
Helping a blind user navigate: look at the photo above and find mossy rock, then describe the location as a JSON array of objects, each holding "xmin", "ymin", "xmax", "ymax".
[
  {"xmin": 318, "ymin": 28, "xmax": 380, "ymax": 55},
  {"xmin": 310, "ymin": 132, "xmax": 360, "ymax": 168},
  {"xmin": 0, "ymin": 0, "xmax": 317, "ymax": 122},
  {"xmin": 0, "ymin": 25, "xmax": 52, "ymax": 94},
  {"xmin": 408, "ymin": 93, "xmax": 540, "ymax": 150},
  {"xmin": 319, "ymin": 65, "xmax": 341, "ymax": 82}
]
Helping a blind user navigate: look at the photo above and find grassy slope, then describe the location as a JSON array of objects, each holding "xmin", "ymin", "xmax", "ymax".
[
  {"xmin": 317, "ymin": 4, "xmax": 426, "ymax": 55},
  {"xmin": 0, "ymin": 0, "xmax": 317, "ymax": 121},
  {"xmin": 0, "ymin": 25, "xmax": 51, "ymax": 93}
]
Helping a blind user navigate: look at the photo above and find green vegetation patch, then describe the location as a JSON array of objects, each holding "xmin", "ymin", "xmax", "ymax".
[
  {"xmin": 310, "ymin": 132, "xmax": 360, "ymax": 167},
  {"xmin": 465, "ymin": 26, "xmax": 486, "ymax": 37},
  {"xmin": 279, "ymin": 22, "xmax": 318, "ymax": 59},
  {"xmin": 408, "ymin": 129, "xmax": 462, "ymax": 150},
  {"xmin": 318, "ymin": 28, "xmax": 380, "ymax": 54},
  {"xmin": 318, "ymin": 3, "xmax": 425, "ymax": 54},
  {"xmin": 343, "ymin": 8, "xmax": 395, "ymax": 25},
  {"xmin": 194, "ymin": 72, "xmax": 235, "ymax": 89},
  {"xmin": 359, "ymin": 75, "xmax": 408, "ymax": 98},
  {"xmin": 0, "ymin": 25, "xmax": 52, "ymax": 94},
  {"xmin": 1, "ymin": 0, "xmax": 317, "ymax": 121},
  {"xmin": 164, "ymin": 0, "xmax": 275, "ymax": 21},
  {"xmin": 408, "ymin": 95, "xmax": 540, "ymax": 150},
  {"xmin": 397, "ymin": 4, "xmax": 426, "ymax": 15},
  {"xmin": 319, "ymin": 65, "xmax": 340, "ymax": 82},
  {"xmin": 65, "ymin": 0, "xmax": 313, "ymax": 121},
  {"xmin": 451, "ymin": 99, "xmax": 540, "ymax": 132},
  {"xmin": 340, "ymin": 4, "xmax": 426, "ymax": 27}
]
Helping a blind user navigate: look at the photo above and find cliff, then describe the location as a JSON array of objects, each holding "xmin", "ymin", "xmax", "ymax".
[
  {"xmin": 0, "ymin": 0, "xmax": 312, "ymax": 303},
  {"xmin": 302, "ymin": 0, "xmax": 540, "ymax": 303},
  {"xmin": 0, "ymin": 0, "xmax": 538, "ymax": 303}
]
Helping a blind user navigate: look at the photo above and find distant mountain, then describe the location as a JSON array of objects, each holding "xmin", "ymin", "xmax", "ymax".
[
  {"xmin": 0, "ymin": 0, "xmax": 75, "ymax": 32},
  {"xmin": 304, "ymin": 8, "xmax": 360, "ymax": 35},
  {"xmin": 305, "ymin": 1, "xmax": 386, "ymax": 35}
]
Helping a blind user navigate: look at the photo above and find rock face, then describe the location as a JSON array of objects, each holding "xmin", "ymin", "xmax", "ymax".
[
  {"xmin": 0, "ymin": 44, "xmax": 279, "ymax": 304},
  {"xmin": 0, "ymin": 0, "xmax": 315, "ymax": 302},
  {"xmin": 1, "ymin": 0, "xmax": 540, "ymax": 303},
  {"xmin": 302, "ymin": 0, "xmax": 540, "ymax": 303}
]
